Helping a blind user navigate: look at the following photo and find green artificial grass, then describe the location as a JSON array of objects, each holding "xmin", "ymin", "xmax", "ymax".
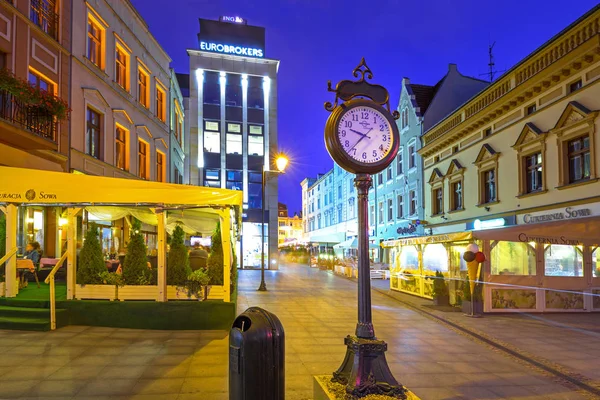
[
  {"xmin": 58, "ymin": 299, "xmax": 236, "ymax": 330},
  {"xmin": 10, "ymin": 282, "xmax": 67, "ymax": 301}
]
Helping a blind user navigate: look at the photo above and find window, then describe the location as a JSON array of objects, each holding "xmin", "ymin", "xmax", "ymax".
[
  {"xmin": 203, "ymin": 71, "xmax": 220, "ymax": 105},
  {"xmin": 174, "ymin": 167, "xmax": 183, "ymax": 184},
  {"xmin": 248, "ymin": 135, "xmax": 264, "ymax": 156},
  {"xmin": 338, "ymin": 206, "xmax": 342, "ymax": 223},
  {"xmin": 204, "ymin": 169, "xmax": 220, "ymax": 188},
  {"xmin": 452, "ymin": 145, "xmax": 459, "ymax": 154},
  {"xmin": 226, "ymin": 170, "xmax": 242, "ymax": 190},
  {"xmin": 525, "ymin": 152, "xmax": 543, "ymax": 193},
  {"xmin": 408, "ymin": 145, "xmax": 415, "ymax": 168},
  {"xmin": 225, "ymin": 74, "xmax": 242, "ymax": 107},
  {"xmin": 397, "ymin": 195, "xmax": 403, "ymax": 218},
  {"xmin": 30, "ymin": 0, "xmax": 58, "ymax": 39},
  {"xmin": 369, "ymin": 205, "xmax": 375, "ymax": 225},
  {"xmin": 249, "ymin": 125, "xmax": 263, "ymax": 135},
  {"xmin": 569, "ymin": 79, "xmax": 582, "ymax": 93},
  {"xmin": 138, "ymin": 140, "xmax": 149, "ymax": 179},
  {"xmin": 526, "ymin": 103, "xmax": 537, "ymax": 115},
  {"xmin": 433, "ymin": 188, "xmax": 443, "ymax": 215},
  {"xmin": 86, "ymin": 108, "xmax": 102, "ymax": 159},
  {"xmin": 226, "ymin": 134, "xmax": 242, "ymax": 154},
  {"xmin": 0, "ymin": 52, "xmax": 6, "ymax": 70},
  {"xmin": 115, "ymin": 125, "xmax": 128, "ymax": 171},
  {"xmin": 156, "ymin": 151, "xmax": 165, "ymax": 182},
  {"xmin": 338, "ymin": 185, "xmax": 342, "ymax": 199},
  {"xmin": 568, "ymin": 136, "xmax": 590, "ymax": 183},
  {"xmin": 248, "ymin": 76, "xmax": 264, "ymax": 109},
  {"xmin": 544, "ymin": 245, "xmax": 583, "ymax": 277},
  {"xmin": 378, "ymin": 202, "xmax": 383, "ymax": 224},
  {"xmin": 387, "ymin": 166, "xmax": 392, "ymax": 181},
  {"xmin": 409, "ymin": 190, "xmax": 417, "ymax": 215},
  {"xmin": 115, "ymin": 44, "xmax": 129, "ymax": 90},
  {"xmin": 174, "ymin": 102, "xmax": 183, "ymax": 145},
  {"xmin": 138, "ymin": 67, "xmax": 150, "ymax": 108},
  {"xmin": 387, "ymin": 198, "xmax": 393, "ymax": 221},
  {"xmin": 156, "ymin": 84, "xmax": 166, "ymax": 122},
  {"xmin": 28, "ymin": 69, "xmax": 54, "ymax": 93},
  {"xmin": 491, "ymin": 241, "xmax": 536, "ymax": 275},
  {"xmin": 203, "ymin": 120, "xmax": 220, "ymax": 153},
  {"xmin": 87, "ymin": 16, "xmax": 103, "ymax": 68},
  {"xmin": 451, "ymin": 181, "xmax": 463, "ymax": 210},
  {"xmin": 483, "ymin": 169, "xmax": 496, "ymax": 203},
  {"xmin": 592, "ymin": 248, "xmax": 600, "ymax": 278},
  {"xmin": 377, "ymin": 173, "xmax": 383, "ymax": 185},
  {"xmin": 396, "ymin": 151, "xmax": 403, "ymax": 175}
]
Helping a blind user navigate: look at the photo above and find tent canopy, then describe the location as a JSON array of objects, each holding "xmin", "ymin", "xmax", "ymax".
[
  {"xmin": 334, "ymin": 238, "xmax": 380, "ymax": 250},
  {"xmin": 0, "ymin": 166, "xmax": 242, "ymax": 214}
]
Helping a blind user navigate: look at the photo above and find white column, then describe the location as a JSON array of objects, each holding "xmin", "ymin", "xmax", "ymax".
[
  {"xmin": 195, "ymin": 69, "xmax": 204, "ymax": 172},
  {"xmin": 219, "ymin": 72, "xmax": 227, "ymax": 188},
  {"xmin": 157, "ymin": 210, "xmax": 167, "ymax": 302},
  {"xmin": 241, "ymin": 74, "xmax": 249, "ymax": 203},
  {"xmin": 262, "ymin": 76, "xmax": 271, "ymax": 171},
  {"xmin": 5, "ymin": 204, "xmax": 18, "ymax": 298},
  {"xmin": 66, "ymin": 208, "xmax": 79, "ymax": 300},
  {"xmin": 220, "ymin": 209, "xmax": 231, "ymax": 303}
]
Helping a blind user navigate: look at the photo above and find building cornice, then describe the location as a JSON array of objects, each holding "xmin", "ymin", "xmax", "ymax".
[
  {"xmin": 420, "ymin": 9, "xmax": 600, "ymax": 158},
  {"xmin": 187, "ymin": 49, "xmax": 281, "ymax": 71}
]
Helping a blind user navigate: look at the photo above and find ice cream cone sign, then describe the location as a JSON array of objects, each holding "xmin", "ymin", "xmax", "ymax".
[{"xmin": 463, "ymin": 244, "xmax": 486, "ymax": 300}]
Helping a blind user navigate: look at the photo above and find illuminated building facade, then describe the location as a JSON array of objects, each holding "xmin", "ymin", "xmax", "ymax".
[{"xmin": 179, "ymin": 17, "xmax": 280, "ymax": 269}]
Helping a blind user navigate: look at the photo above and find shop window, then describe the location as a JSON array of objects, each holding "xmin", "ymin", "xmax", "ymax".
[
  {"xmin": 248, "ymin": 135, "xmax": 264, "ymax": 156},
  {"xmin": 226, "ymin": 134, "xmax": 242, "ymax": 154},
  {"xmin": 397, "ymin": 195, "xmax": 403, "ymax": 219},
  {"xmin": 249, "ymin": 125, "xmax": 263, "ymax": 135},
  {"xmin": 138, "ymin": 140, "xmax": 149, "ymax": 180},
  {"xmin": 567, "ymin": 136, "xmax": 590, "ymax": 183},
  {"xmin": 396, "ymin": 149, "xmax": 403, "ymax": 175},
  {"xmin": 28, "ymin": 69, "xmax": 54, "ymax": 93},
  {"xmin": 387, "ymin": 198, "xmax": 393, "ymax": 222},
  {"xmin": 156, "ymin": 151, "xmax": 165, "ymax": 182},
  {"xmin": 203, "ymin": 71, "xmax": 220, "ymax": 105},
  {"xmin": 226, "ymin": 170, "xmax": 242, "ymax": 191},
  {"xmin": 249, "ymin": 172, "xmax": 262, "ymax": 184},
  {"xmin": 203, "ymin": 120, "xmax": 220, "ymax": 153},
  {"xmin": 491, "ymin": 241, "xmax": 536, "ymax": 275},
  {"xmin": 86, "ymin": 107, "xmax": 102, "ymax": 160},
  {"xmin": 423, "ymin": 244, "xmax": 448, "ymax": 272},
  {"xmin": 400, "ymin": 246, "xmax": 419, "ymax": 270},
  {"xmin": 87, "ymin": 14, "xmax": 104, "ymax": 69},
  {"xmin": 227, "ymin": 123, "xmax": 241, "ymax": 133},
  {"xmin": 525, "ymin": 152, "xmax": 543, "ymax": 193},
  {"xmin": 204, "ymin": 169, "xmax": 220, "ymax": 188},
  {"xmin": 450, "ymin": 244, "xmax": 468, "ymax": 271},
  {"xmin": 592, "ymin": 248, "xmax": 600, "ymax": 278},
  {"xmin": 137, "ymin": 66, "xmax": 150, "ymax": 108},
  {"xmin": 115, "ymin": 43, "xmax": 129, "ymax": 91},
  {"xmin": 544, "ymin": 244, "xmax": 583, "ymax": 277},
  {"xmin": 115, "ymin": 125, "xmax": 128, "ymax": 171},
  {"xmin": 156, "ymin": 83, "xmax": 166, "ymax": 122},
  {"xmin": 248, "ymin": 182, "xmax": 262, "ymax": 209}
]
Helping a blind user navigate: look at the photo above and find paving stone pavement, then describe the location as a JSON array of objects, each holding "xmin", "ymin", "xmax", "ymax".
[{"xmin": 0, "ymin": 263, "xmax": 591, "ymax": 400}]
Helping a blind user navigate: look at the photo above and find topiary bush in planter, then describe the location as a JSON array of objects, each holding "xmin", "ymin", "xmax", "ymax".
[
  {"xmin": 0, "ymin": 212, "xmax": 5, "ymax": 282},
  {"xmin": 167, "ymin": 225, "xmax": 191, "ymax": 286},
  {"xmin": 461, "ymin": 275, "xmax": 483, "ymax": 314},
  {"xmin": 432, "ymin": 270, "xmax": 449, "ymax": 306},
  {"xmin": 207, "ymin": 222, "xmax": 224, "ymax": 286},
  {"xmin": 123, "ymin": 219, "xmax": 152, "ymax": 285},
  {"xmin": 77, "ymin": 223, "xmax": 105, "ymax": 284}
]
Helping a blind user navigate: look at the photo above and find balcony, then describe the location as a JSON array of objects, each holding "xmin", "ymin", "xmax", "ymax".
[
  {"xmin": 0, "ymin": 89, "xmax": 58, "ymax": 149},
  {"xmin": 30, "ymin": 0, "xmax": 59, "ymax": 40}
]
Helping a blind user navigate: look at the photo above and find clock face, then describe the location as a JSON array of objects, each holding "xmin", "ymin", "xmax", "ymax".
[{"xmin": 337, "ymin": 106, "xmax": 393, "ymax": 164}]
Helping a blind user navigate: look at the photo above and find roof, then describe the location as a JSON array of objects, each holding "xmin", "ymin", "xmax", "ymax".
[{"xmin": 408, "ymin": 83, "xmax": 437, "ymax": 115}]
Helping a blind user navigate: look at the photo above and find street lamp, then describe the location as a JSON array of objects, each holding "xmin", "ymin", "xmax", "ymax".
[{"xmin": 258, "ymin": 154, "xmax": 289, "ymax": 291}]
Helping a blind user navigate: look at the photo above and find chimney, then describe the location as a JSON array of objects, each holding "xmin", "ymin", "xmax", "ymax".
[
  {"xmin": 448, "ymin": 63, "xmax": 458, "ymax": 73},
  {"xmin": 402, "ymin": 77, "xmax": 410, "ymax": 85}
]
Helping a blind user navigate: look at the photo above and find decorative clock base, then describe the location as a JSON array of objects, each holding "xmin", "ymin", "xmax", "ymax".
[{"xmin": 332, "ymin": 335, "xmax": 407, "ymax": 399}]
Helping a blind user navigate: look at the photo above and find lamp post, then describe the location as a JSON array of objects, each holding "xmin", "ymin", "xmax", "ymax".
[{"xmin": 258, "ymin": 155, "xmax": 289, "ymax": 291}]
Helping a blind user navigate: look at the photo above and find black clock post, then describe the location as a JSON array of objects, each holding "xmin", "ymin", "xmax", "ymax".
[{"xmin": 324, "ymin": 59, "xmax": 407, "ymax": 399}]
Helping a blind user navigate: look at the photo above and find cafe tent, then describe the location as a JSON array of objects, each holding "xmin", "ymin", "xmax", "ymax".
[{"xmin": 0, "ymin": 166, "xmax": 242, "ymax": 301}]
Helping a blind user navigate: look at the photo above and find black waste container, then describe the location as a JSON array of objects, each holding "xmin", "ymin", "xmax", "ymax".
[{"xmin": 229, "ymin": 307, "xmax": 285, "ymax": 400}]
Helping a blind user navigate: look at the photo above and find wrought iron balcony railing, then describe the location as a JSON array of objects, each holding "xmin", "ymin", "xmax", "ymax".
[
  {"xmin": 0, "ymin": 89, "xmax": 57, "ymax": 142},
  {"xmin": 30, "ymin": 0, "xmax": 59, "ymax": 40}
]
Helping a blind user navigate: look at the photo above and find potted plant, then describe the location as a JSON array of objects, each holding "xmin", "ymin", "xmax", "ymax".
[
  {"xmin": 76, "ymin": 223, "xmax": 117, "ymax": 300},
  {"xmin": 181, "ymin": 269, "xmax": 211, "ymax": 300},
  {"xmin": 98, "ymin": 271, "xmax": 125, "ymax": 299},
  {"xmin": 432, "ymin": 270, "xmax": 449, "ymax": 306},
  {"xmin": 119, "ymin": 219, "xmax": 157, "ymax": 300},
  {"xmin": 461, "ymin": 276, "xmax": 484, "ymax": 315},
  {"xmin": 167, "ymin": 225, "xmax": 191, "ymax": 286},
  {"xmin": 207, "ymin": 222, "xmax": 224, "ymax": 286}
]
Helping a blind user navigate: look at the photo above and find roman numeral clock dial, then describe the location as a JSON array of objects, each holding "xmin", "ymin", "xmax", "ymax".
[{"xmin": 338, "ymin": 106, "xmax": 393, "ymax": 164}]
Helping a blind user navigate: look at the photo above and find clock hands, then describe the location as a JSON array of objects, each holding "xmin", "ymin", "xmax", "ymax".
[
  {"xmin": 349, "ymin": 127, "xmax": 374, "ymax": 153},
  {"xmin": 349, "ymin": 128, "xmax": 371, "ymax": 139}
]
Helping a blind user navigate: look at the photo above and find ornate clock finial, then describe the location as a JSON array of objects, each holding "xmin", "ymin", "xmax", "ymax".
[{"xmin": 352, "ymin": 58, "xmax": 373, "ymax": 82}]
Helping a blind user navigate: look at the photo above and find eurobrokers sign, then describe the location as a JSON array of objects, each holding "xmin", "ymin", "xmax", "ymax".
[{"xmin": 199, "ymin": 41, "xmax": 264, "ymax": 58}]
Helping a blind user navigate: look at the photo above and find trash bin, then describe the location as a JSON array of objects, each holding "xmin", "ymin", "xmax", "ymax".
[{"xmin": 229, "ymin": 307, "xmax": 285, "ymax": 400}]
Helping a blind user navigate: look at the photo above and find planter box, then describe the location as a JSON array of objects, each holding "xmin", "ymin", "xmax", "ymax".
[
  {"xmin": 166, "ymin": 285, "xmax": 226, "ymax": 301},
  {"xmin": 433, "ymin": 294, "xmax": 450, "ymax": 306},
  {"xmin": 462, "ymin": 300, "xmax": 483, "ymax": 315},
  {"xmin": 118, "ymin": 285, "xmax": 158, "ymax": 301},
  {"xmin": 76, "ymin": 284, "xmax": 116, "ymax": 300},
  {"xmin": 313, "ymin": 375, "xmax": 421, "ymax": 400},
  {"xmin": 0, "ymin": 282, "xmax": 5, "ymax": 297}
]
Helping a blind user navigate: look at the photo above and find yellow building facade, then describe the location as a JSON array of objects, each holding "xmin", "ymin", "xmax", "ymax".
[
  {"xmin": 278, "ymin": 214, "xmax": 304, "ymax": 246},
  {"xmin": 386, "ymin": 6, "xmax": 600, "ymax": 312}
]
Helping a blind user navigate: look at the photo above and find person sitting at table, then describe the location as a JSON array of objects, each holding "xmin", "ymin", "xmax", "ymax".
[{"xmin": 19, "ymin": 242, "xmax": 41, "ymax": 288}]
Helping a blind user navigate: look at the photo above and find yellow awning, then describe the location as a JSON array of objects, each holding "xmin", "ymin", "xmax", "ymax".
[
  {"xmin": 0, "ymin": 166, "xmax": 242, "ymax": 210},
  {"xmin": 382, "ymin": 232, "xmax": 473, "ymax": 248}
]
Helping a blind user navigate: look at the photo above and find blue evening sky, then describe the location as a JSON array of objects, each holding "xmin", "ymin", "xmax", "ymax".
[{"xmin": 130, "ymin": 0, "xmax": 598, "ymax": 214}]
